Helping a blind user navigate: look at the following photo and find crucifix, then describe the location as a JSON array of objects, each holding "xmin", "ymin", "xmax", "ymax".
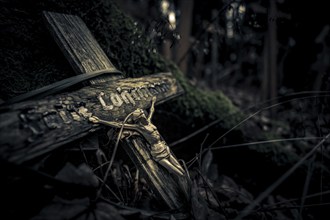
[
  {"xmin": 0, "ymin": 12, "xmax": 188, "ymax": 209},
  {"xmin": 89, "ymin": 96, "xmax": 185, "ymax": 177}
]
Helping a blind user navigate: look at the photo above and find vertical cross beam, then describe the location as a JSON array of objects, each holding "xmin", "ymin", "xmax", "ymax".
[{"xmin": 43, "ymin": 11, "xmax": 189, "ymax": 209}]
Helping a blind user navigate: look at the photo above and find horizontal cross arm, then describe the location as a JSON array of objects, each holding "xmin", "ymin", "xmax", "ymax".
[{"xmin": 0, "ymin": 72, "xmax": 183, "ymax": 164}]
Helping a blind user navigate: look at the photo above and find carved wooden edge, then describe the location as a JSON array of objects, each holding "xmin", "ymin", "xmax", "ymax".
[
  {"xmin": 0, "ymin": 72, "xmax": 183, "ymax": 164},
  {"xmin": 0, "ymin": 11, "xmax": 190, "ymax": 211},
  {"xmin": 43, "ymin": 11, "xmax": 121, "ymax": 84},
  {"xmin": 123, "ymin": 137, "xmax": 190, "ymax": 210},
  {"xmin": 42, "ymin": 10, "xmax": 190, "ymax": 210}
]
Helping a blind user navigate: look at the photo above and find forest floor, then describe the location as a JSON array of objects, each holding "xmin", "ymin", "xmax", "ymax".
[{"xmin": 1, "ymin": 0, "xmax": 330, "ymax": 219}]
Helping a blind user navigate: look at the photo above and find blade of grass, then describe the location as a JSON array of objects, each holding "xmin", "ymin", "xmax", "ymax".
[
  {"xmin": 299, "ymin": 154, "xmax": 316, "ymax": 219},
  {"xmin": 209, "ymin": 137, "xmax": 324, "ymax": 150},
  {"xmin": 199, "ymin": 133, "xmax": 209, "ymax": 172},
  {"xmin": 95, "ymin": 176, "xmax": 122, "ymax": 202},
  {"xmin": 196, "ymin": 168, "xmax": 229, "ymax": 219},
  {"xmin": 95, "ymin": 112, "xmax": 134, "ymax": 200},
  {"xmin": 207, "ymin": 95, "xmax": 330, "ymax": 149},
  {"xmin": 234, "ymin": 132, "xmax": 330, "ymax": 220},
  {"xmin": 186, "ymin": 136, "xmax": 325, "ymax": 169},
  {"xmin": 256, "ymin": 202, "xmax": 330, "ymax": 212},
  {"xmin": 170, "ymin": 92, "xmax": 330, "ymax": 148},
  {"xmin": 260, "ymin": 190, "xmax": 330, "ymax": 208}
]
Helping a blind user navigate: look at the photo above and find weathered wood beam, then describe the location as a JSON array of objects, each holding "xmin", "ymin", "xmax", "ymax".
[
  {"xmin": 0, "ymin": 11, "xmax": 188, "ymax": 210},
  {"xmin": 123, "ymin": 137, "xmax": 189, "ymax": 209},
  {"xmin": 0, "ymin": 72, "xmax": 183, "ymax": 164},
  {"xmin": 43, "ymin": 11, "xmax": 122, "ymax": 85}
]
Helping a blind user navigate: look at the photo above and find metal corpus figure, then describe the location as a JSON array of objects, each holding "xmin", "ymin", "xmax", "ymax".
[{"xmin": 89, "ymin": 97, "xmax": 185, "ymax": 177}]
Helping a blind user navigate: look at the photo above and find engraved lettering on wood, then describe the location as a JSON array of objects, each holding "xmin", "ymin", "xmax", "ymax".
[
  {"xmin": 121, "ymin": 91, "xmax": 135, "ymax": 105},
  {"xmin": 94, "ymin": 82, "xmax": 170, "ymax": 110},
  {"xmin": 110, "ymin": 93, "xmax": 123, "ymax": 107},
  {"xmin": 0, "ymin": 11, "xmax": 187, "ymax": 210}
]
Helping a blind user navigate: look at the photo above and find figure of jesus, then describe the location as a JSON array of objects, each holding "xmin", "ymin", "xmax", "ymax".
[{"xmin": 89, "ymin": 97, "xmax": 185, "ymax": 177}]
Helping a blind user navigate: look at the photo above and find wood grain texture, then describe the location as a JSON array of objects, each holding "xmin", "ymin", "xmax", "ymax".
[
  {"xmin": 123, "ymin": 137, "xmax": 189, "ymax": 209},
  {"xmin": 42, "ymin": 11, "xmax": 189, "ymax": 210},
  {"xmin": 0, "ymin": 11, "xmax": 188, "ymax": 210},
  {"xmin": 0, "ymin": 72, "xmax": 183, "ymax": 164},
  {"xmin": 43, "ymin": 11, "xmax": 122, "ymax": 84}
]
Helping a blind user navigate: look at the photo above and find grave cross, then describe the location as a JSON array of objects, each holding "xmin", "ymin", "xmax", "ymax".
[{"xmin": 0, "ymin": 12, "xmax": 188, "ymax": 209}]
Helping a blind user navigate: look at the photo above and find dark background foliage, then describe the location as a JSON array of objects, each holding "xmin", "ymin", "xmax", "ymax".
[{"xmin": 1, "ymin": 0, "xmax": 330, "ymax": 219}]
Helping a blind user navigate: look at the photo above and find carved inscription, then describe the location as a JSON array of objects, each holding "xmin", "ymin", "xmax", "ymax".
[
  {"xmin": 98, "ymin": 82, "xmax": 169, "ymax": 110},
  {"xmin": 10, "ymin": 74, "xmax": 180, "ymax": 148},
  {"xmin": 18, "ymin": 99, "xmax": 95, "ymax": 143},
  {"xmin": 18, "ymin": 81, "xmax": 170, "ymax": 142},
  {"xmin": 43, "ymin": 111, "xmax": 61, "ymax": 129}
]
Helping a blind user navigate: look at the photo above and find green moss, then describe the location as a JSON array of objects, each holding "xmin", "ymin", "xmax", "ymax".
[
  {"xmin": 1, "ymin": 0, "xmax": 312, "ymax": 184},
  {"xmin": 0, "ymin": 0, "xmax": 242, "ymax": 129},
  {"xmin": 167, "ymin": 61, "xmax": 242, "ymax": 128},
  {"xmin": 86, "ymin": 1, "xmax": 242, "ymax": 128}
]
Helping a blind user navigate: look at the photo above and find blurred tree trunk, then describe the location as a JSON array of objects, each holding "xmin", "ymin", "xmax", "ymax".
[
  {"xmin": 262, "ymin": 35, "xmax": 269, "ymax": 102},
  {"xmin": 162, "ymin": 39, "xmax": 172, "ymax": 60},
  {"xmin": 262, "ymin": 0, "xmax": 278, "ymax": 116},
  {"xmin": 269, "ymin": 0, "xmax": 278, "ymax": 115},
  {"xmin": 211, "ymin": 9, "xmax": 219, "ymax": 89},
  {"xmin": 175, "ymin": 0, "xmax": 194, "ymax": 76}
]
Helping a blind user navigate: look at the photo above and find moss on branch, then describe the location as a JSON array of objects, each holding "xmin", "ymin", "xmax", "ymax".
[{"xmin": 0, "ymin": 0, "xmax": 241, "ymax": 129}]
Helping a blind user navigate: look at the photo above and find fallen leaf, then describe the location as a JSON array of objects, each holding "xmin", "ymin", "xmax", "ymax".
[{"xmin": 55, "ymin": 163, "xmax": 99, "ymax": 188}]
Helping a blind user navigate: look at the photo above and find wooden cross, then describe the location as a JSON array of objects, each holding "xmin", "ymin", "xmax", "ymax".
[{"xmin": 0, "ymin": 12, "xmax": 188, "ymax": 209}]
